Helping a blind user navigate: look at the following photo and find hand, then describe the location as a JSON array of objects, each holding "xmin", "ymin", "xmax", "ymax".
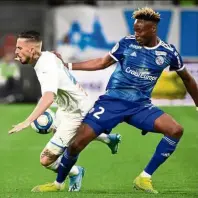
[{"xmin": 9, "ymin": 120, "xmax": 31, "ymax": 134}]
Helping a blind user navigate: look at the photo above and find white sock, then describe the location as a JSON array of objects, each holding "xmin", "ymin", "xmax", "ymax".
[
  {"xmin": 46, "ymin": 155, "xmax": 62, "ymax": 171},
  {"xmin": 54, "ymin": 180, "xmax": 64, "ymax": 188},
  {"xmin": 140, "ymin": 171, "xmax": 151, "ymax": 178},
  {"xmin": 96, "ymin": 133, "xmax": 110, "ymax": 144},
  {"xmin": 46, "ymin": 154, "xmax": 79, "ymax": 177},
  {"xmin": 69, "ymin": 165, "xmax": 79, "ymax": 176}
]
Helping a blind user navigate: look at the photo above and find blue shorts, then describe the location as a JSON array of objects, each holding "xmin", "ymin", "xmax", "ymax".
[{"xmin": 83, "ymin": 95, "xmax": 164, "ymax": 136}]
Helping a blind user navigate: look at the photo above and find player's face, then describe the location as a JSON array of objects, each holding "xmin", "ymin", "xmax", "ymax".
[
  {"xmin": 15, "ymin": 39, "xmax": 33, "ymax": 64},
  {"xmin": 134, "ymin": 19, "xmax": 156, "ymax": 46}
]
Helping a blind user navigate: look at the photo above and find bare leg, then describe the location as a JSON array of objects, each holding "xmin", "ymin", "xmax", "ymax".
[
  {"xmin": 154, "ymin": 113, "xmax": 183, "ymax": 138},
  {"xmin": 40, "ymin": 149, "xmax": 79, "ymax": 176}
]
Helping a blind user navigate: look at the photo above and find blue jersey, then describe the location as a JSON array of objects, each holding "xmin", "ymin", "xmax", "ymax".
[{"xmin": 106, "ymin": 35, "xmax": 184, "ymax": 102}]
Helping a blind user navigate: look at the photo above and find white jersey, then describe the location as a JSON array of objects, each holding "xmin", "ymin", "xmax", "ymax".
[{"xmin": 34, "ymin": 51, "xmax": 91, "ymax": 115}]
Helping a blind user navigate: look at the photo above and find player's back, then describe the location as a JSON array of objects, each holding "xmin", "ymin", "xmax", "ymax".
[
  {"xmin": 34, "ymin": 51, "xmax": 91, "ymax": 114},
  {"xmin": 106, "ymin": 35, "xmax": 183, "ymax": 103}
]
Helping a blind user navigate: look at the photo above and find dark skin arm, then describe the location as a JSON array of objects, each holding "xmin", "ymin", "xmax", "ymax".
[
  {"xmin": 65, "ymin": 53, "xmax": 116, "ymax": 71},
  {"xmin": 177, "ymin": 68, "xmax": 198, "ymax": 107}
]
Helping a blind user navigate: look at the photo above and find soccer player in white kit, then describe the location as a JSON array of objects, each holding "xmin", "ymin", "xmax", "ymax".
[{"xmin": 9, "ymin": 31, "xmax": 121, "ymax": 192}]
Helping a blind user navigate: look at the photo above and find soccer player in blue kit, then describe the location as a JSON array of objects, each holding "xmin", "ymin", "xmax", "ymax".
[{"xmin": 36, "ymin": 7, "xmax": 198, "ymax": 193}]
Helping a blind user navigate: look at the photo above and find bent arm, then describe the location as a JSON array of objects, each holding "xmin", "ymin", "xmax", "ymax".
[
  {"xmin": 66, "ymin": 53, "xmax": 116, "ymax": 71},
  {"xmin": 177, "ymin": 68, "xmax": 198, "ymax": 106},
  {"xmin": 25, "ymin": 92, "xmax": 54, "ymax": 123}
]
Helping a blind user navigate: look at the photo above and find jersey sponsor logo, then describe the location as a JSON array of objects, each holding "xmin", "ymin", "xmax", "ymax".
[
  {"xmin": 111, "ymin": 42, "xmax": 119, "ymax": 53},
  {"xmin": 155, "ymin": 56, "xmax": 165, "ymax": 65},
  {"xmin": 155, "ymin": 51, "xmax": 167, "ymax": 56},
  {"xmin": 129, "ymin": 44, "xmax": 142, "ymax": 49},
  {"xmin": 125, "ymin": 67, "xmax": 158, "ymax": 81}
]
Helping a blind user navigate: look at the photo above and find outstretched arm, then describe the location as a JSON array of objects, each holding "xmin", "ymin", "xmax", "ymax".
[
  {"xmin": 65, "ymin": 53, "xmax": 116, "ymax": 71},
  {"xmin": 9, "ymin": 92, "xmax": 54, "ymax": 134},
  {"xmin": 177, "ymin": 68, "xmax": 198, "ymax": 107}
]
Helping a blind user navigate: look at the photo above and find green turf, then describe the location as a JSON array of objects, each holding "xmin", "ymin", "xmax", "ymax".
[{"xmin": 0, "ymin": 104, "xmax": 198, "ymax": 198}]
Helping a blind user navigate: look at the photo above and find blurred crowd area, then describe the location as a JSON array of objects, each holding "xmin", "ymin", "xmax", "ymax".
[{"xmin": 0, "ymin": 0, "xmax": 197, "ymax": 104}]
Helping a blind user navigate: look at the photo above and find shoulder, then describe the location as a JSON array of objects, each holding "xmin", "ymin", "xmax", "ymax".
[
  {"xmin": 35, "ymin": 51, "xmax": 58, "ymax": 71},
  {"xmin": 160, "ymin": 40, "xmax": 175, "ymax": 52},
  {"xmin": 122, "ymin": 35, "xmax": 136, "ymax": 43},
  {"xmin": 159, "ymin": 41, "xmax": 183, "ymax": 68},
  {"xmin": 124, "ymin": 35, "xmax": 136, "ymax": 40},
  {"xmin": 118, "ymin": 35, "xmax": 136, "ymax": 42},
  {"xmin": 39, "ymin": 51, "xmax": 59, "ymax": 65},
  {"xmin": 159, "ymin": 40, "xmax": 181, "ymax": 59},
  {"xmin": 111, "ymin": 35, "xmax": 136, "ymax": 54},
  {"xmin": 117, "ymin": 35, "xmax": 136, "ymax": 47},
  {"xmin": 40, "ymin": 51, "xmax": 57, "ymax": 60}
]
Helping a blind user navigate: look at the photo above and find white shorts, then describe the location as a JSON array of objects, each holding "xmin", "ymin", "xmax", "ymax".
[{"xmin": 45, "ymin": 109, "xmax": 84, "ymax": 155}]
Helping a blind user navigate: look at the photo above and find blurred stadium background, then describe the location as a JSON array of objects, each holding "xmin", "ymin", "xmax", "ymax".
[{"xmin": 0, "ymin": 0, "xmax": 198, "ymax": 198}]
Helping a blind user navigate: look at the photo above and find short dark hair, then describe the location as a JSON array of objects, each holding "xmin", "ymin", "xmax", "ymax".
[
  {"xmin": 133, "ymin": 7, "xmax": 160, "ymax": 23},
  {"xmin": 18, "ymin": 31, "xmax": 42, "ymax": 42}
]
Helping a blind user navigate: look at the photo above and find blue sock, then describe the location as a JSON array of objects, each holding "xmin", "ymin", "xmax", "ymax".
[
  {"xmin": 56, "ymin": 149, "xmax": 78, "ymax": 183},
  {"xmin": 144, "ymin": 136, "xmax": 180, "ymax": 176}
]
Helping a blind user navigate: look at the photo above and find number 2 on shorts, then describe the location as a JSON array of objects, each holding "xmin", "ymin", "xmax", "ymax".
[{"xmin": 93, "ymin": 106, "xmax": 105, "ymax": 119}]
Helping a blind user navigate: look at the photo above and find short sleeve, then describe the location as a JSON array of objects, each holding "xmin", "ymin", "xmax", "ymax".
[
  {"xmin": 169, "ymin": 45, "xmax": 185, "ymax": 71},
  {"xmin": 109, "ymin": 37, "xmax": 127, "ymax": 62},
  {"xmin": 36, "ymin": 54, "xmax": 59, "ymax": 95}
]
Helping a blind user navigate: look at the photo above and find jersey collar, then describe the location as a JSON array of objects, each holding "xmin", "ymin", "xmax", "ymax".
[{"xmin": 143, "ymin": 39, "xmax": 162, "ymax": 50}]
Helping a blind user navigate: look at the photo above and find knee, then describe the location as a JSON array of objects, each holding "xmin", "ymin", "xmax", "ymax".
[
  {"xmin": 40, "ymin": 156, "xmax": 52, "ymax": 167},
  {"xmin": 40, "ymin": 151, "xmax": 56, "ymax": 167},
  {"xmin": 170, "ymin": 124, "xmax": 184, "ymax": 138}
]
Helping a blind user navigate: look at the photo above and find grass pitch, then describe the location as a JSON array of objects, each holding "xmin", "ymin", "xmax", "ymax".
[{"xmin": 0, "ymin": 104, "xmax": 198, "ymax": 198}]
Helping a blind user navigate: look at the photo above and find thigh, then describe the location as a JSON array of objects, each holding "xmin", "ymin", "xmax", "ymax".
[
  {"xmin": 68, "ymin": 123, "xmax": 99, "ymax": 156},
  {"xmin": 47, "ymin": 111, "xmax": 83, "ymax": 155},
  {"xmin": 154, "ymin": 113, "xmax": 183, "ymax": 135},
  {"xmin": 83, "ymin": 95, "xmax": 127, "ymax": 136},
  {"xmin": 126, "ymin": 105, "xmax": 164, "ymax": 132}
]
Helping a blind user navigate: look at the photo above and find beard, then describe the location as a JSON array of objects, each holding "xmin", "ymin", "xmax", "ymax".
[{"xmin": 21, "ymin": 56, "xmax": 31, "ymax": 64}]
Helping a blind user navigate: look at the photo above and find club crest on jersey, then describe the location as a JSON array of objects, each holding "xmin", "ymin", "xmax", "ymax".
[
  {"xmin": 155, "ymin": 56, "xmax": 164, "ymax": 65},
  {"xmin": 111, "ymin": 42, "xmax": 119, "ymax": 53}
]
